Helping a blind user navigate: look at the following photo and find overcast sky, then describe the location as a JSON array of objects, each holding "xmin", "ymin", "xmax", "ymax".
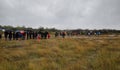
[{"xmin": 0, "ymin": 0, "xmax": 120, "ymax": 29}]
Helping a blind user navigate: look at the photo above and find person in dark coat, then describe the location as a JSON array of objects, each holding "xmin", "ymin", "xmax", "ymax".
[
  {"xmin": 41, "ymin": 32, "xmax": 44, "ymax": 39},
  {"xmin": 44, "ymin": 31, "xmax": 48, "ymax": 39},
  {"xmin": 4, "ymin": 30, "xmax": 8, "ymax": 40},
  {"xmin": 16, "ymin": 32, "xmax": 19, "ymax": 40},
  {"xmin": 0, "ymin": 34, "xmax": 2, "ymax": 39},
  {"xmin": 29, "ymin": 31, "xmax": 32, "ymax": 39},
  {"xmin": 9, "ymin": 31, "xmax": 12, "ymax": 40}
]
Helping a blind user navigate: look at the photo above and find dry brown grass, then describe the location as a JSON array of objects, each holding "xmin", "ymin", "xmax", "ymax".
[{"xmin": 0, "ymin": 36, "xmax": 120, "ymax": 70}]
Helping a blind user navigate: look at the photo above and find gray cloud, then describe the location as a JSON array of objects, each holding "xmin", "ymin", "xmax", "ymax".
[{"xmin": 0, "ymin": 0, "xmax": 120, "ymax": 29}]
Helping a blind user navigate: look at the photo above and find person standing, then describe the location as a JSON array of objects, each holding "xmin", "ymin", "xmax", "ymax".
[
  {"xmin": 47, "ymin": 33, "xmax": 50, "ymax": 39},
  {"xmin": 0, "ymin": 34, "xmax": 2, "ymax": 39},
  {"xmin": 13, "ymin": 31, "xmax": 16, "ymax": 40},
  {"xmin": 37, "ymin": 34, "xmax": 41, "ymax": 42},
  {"xmin": 29, "ymin": 31, "xmax": 32, "ymax": 39},
  {"xmin": 4, "ymin": 30, "xmax": 8, "ymax": 40},
  {"xmin": 27, "ymin": 31, "xmax": 29, "ymax": 40},
  {"xmin": 44, "ymin": 31, "xmax": 48, "ymax": 39},
  {"xmin": 9, "ymin": 31, "xmax": 12, "ymax": 40},
  {"xmin": 32, "ymin": 31, "xmax": 35, "ymax": 39},
  {"xmin": 55, "ymin": 32, "xmax": 59, "ymax": 37},
  {"xmin": 16, "ymin": 32, "xmax": 19, "ymax": 40},
  {"xmin": 34, "ymin": 31, "xmax": 38, "ymax": 39},
  {"xmin": 62, "ymin": 32, "xmax": 66, "ymax": 38}
]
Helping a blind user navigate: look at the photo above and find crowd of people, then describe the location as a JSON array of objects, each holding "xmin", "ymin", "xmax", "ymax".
[
  {"xmin": 54, "ymin": 31, "xmax": 101, "ymax": 38},
  {"xmin": 0, "ymin": 30, "xmax": 102, "ymax": 40},
  {"xmin": 55, "ymin": 32, "xmax": 66, "ymax": 38},
  {"xmin": 2, "ymin": 30, "xmax": 50, "ymax": 40}
]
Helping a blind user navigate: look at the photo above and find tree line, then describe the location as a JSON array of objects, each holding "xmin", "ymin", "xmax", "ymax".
[{"xmin": 0, "ymin": 25, "xmax": 120, "ymax": 35}]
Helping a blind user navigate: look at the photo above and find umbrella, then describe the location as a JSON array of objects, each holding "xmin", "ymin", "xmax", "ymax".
[
  {"xmin": 20, "ymin": 30, "xmax": 24, "ymax": 34},
  {"xmin": 15, "ymin": 30, "xmax": 20, "ymax": 33},
  {"xmin": 6, "ymin": 30, "xmax": 12, "ymax": 33}
]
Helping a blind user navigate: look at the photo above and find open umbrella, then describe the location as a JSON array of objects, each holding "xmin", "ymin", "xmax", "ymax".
[
  {"xmin": 15, "ymin": 30, "xmax": 20, "ymax": 33},
  {"xmin": 6, "ymin": 30, "xmax": 12, "ymax": 33},
  {"xmin": 20, "ymin": 30, "xmax": 24, "ymax": 34}
]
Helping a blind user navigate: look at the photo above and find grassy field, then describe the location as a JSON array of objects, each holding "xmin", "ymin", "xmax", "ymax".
[{"xmin": 0, "ymin": 36, "xmax": 120, "ymax": 70}]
